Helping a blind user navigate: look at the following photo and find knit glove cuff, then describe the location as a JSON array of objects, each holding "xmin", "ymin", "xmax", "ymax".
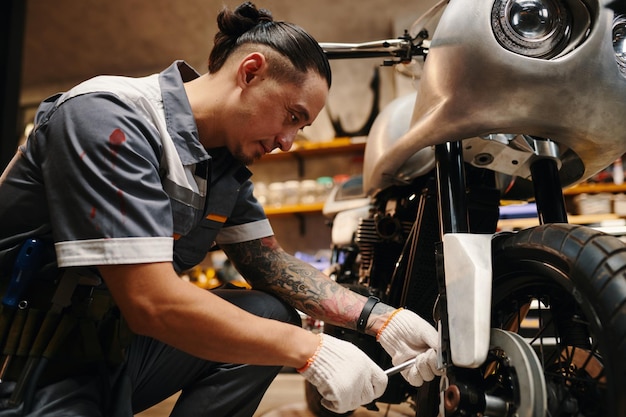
[{"xmin": 377, "ymin": 309, "xmax": 442, "ymax": 386}]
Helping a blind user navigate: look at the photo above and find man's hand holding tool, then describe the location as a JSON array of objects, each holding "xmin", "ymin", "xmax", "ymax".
[{"xmin": 377, "ymin": 308, "xmax": 442, "ymax": 386}]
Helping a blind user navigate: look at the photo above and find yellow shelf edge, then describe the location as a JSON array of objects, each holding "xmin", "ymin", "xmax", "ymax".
[{"xmin": 264, "ymin": 202, "xmax": 325, "ymax": 216}]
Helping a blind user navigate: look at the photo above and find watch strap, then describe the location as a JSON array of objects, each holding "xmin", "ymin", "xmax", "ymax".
[{"xmin": 357, "ymin": 296, "xmax": 380, "ymax": 333}]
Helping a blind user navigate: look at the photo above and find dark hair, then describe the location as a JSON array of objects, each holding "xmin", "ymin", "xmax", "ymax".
[{"xmin": 208, "ymin": 2, "xmax": 331, "ymax": 88}]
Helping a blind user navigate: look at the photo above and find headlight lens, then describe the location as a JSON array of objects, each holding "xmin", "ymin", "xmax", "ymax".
[
  {"xmin": 492, "ymin": 0, "xmax": 571, "ymax": 58},
  {"xmin": 509, "ymin": 1, "xmax": 558, "ymax": 39},
  {"xmin": 614, "ymin": 15, "xmax": 626, "ymax": 77}
]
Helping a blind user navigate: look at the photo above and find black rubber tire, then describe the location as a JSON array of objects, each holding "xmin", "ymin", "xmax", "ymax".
[{"xmin": 489, "ymin": 224, "xmax": 626, "ymax": 417}]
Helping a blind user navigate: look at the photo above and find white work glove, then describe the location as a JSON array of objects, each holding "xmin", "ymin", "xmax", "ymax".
[
  {"xmin": 298, "ymin": 333, "xmax": 388, "ymax": 413},
  {"xmin": 377, "ymin": 308, "xmax": 442, "ymax": 386}
]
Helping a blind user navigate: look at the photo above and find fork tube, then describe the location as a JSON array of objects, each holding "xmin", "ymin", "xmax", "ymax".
[
  {"xmin": 529, "ymin": 158, "xmax": 568, "ymax": 224},
  {"xmin": 434, "ymin": 141, "xmax": 469, "ymax": 369},
  {"xmin": 435, "ymin": 142, "xmax": 470, "ymax": 235}
]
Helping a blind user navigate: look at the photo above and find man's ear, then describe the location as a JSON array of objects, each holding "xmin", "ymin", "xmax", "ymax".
[{"xmin": 237, "ymin": 52, "xmax": 267, "ymax": 88}]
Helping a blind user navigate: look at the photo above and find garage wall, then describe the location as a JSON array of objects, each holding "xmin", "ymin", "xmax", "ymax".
[{"xmin": 21, "ymin": 0, "xmax": 439, "ymax": 139}]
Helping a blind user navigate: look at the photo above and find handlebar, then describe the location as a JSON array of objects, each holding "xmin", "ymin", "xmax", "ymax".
[
  {"xmin": 319, "ymin": 0, "xmax": 449, "ymax": 64},
  {"xmin": 319, "ymin": 32, "xmax": 428, "ymax": 64}
]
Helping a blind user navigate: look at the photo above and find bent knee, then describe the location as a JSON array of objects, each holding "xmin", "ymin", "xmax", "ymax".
[{"xmin": 211, "ymin": 288, "xmax": 301, "ymax": 327}]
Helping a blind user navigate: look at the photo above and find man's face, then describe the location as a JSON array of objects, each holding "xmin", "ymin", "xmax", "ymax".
[{"xmin": 227, "ymin": 70, "xmax": 328, "ymax": 165}]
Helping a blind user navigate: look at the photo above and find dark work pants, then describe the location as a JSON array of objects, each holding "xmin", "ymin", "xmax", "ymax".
[{"xmin": 0, "ymin": 288, "xmax": 302, "ymax": 417}]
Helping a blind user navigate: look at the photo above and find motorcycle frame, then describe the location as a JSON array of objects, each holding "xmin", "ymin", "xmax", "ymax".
[{"xmin": 434, "ymin": 141, "xmax": 567, "ymax": 369}]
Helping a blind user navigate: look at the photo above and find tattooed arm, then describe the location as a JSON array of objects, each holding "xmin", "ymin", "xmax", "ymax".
[{"xmin": 220, "ymin": 236, "xmax": 396, "ymax": 336}]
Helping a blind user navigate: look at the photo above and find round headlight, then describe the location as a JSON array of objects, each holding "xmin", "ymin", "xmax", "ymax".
[
  {"xmin": 509, "ymin": 1, "xmax": 558, "ymax": 39},
  {"xmin": 492, "ymin": 0, "xmax": 571, "ymax": 58},
  {"xmin": 614, "ymin": 15, "xmax": 626, "ymax": 77}
]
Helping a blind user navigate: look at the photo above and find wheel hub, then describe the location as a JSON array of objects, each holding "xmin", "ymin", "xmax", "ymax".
[{"xmin": 442, "ymin": 329, "xmax": 547, "ymax": 417}]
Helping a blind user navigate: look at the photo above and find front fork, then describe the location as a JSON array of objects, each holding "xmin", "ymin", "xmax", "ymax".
[{"xmin": 433, "ymin": 140, "xmax": 566, "ymax": 415}]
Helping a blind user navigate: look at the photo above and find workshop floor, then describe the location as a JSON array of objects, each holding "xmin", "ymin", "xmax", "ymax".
[{"xmin": 135, "ymin": 372, "xmax": 415, "ymax": 417}]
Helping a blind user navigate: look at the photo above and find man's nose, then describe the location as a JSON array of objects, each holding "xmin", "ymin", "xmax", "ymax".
[{"xmin": 276, "ymin": 131, "xmax": 296, "ymax": 152}]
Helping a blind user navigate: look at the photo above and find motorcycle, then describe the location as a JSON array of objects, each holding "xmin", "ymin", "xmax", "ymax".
[{"xmin": 305, "ymin": 0, "xmax": 626, "ymax": 416}]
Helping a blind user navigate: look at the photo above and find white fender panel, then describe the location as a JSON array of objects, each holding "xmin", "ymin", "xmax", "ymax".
[{"xmin": 443, "ymin": 233, "xmax": 493, "ymax": 368}]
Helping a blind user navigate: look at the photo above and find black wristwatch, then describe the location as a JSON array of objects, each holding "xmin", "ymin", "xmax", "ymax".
[{"xmin": 357, "ymin": 296, "xmax": 380, "ymax": 333}]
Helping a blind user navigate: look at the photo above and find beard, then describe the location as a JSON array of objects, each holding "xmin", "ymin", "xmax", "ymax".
[{"xmin": 231, "ymin": 142, "xmax": 262, "ymax": 166}]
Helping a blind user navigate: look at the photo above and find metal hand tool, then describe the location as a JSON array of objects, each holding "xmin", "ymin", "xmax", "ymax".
[{"xmin": 385, "ymin": 358, "xmax": 417, "ymax": 376}]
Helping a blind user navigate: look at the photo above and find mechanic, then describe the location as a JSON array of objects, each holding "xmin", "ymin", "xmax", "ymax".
[{"xmin": 0, "ymin": 2, "xmax": 441, "ymax": 416}]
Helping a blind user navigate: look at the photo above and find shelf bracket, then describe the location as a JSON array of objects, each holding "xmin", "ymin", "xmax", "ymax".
[
  {"xmin": 295, "ymin": 213, "xmax": 306, "ymax": 235},
  {"xmin": 294, "ymin": 153, "xmax": 304, "ymax": 178}
]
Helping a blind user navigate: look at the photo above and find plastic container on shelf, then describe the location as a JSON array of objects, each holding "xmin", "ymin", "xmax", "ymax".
[
  {"xmin": 614, "ymin": 193, "xmax": 626, "ymax": 216},
  {"xmin": 573, "ymin": 192, "xmax": 613, "ymax": 215},
  {"xmin": 283, "ymin": 180, "xmax": 300, "ymax": 205},
  {"xmin": 268, "ymin": 182, "xmax": 285, "ymax": 207},
  {"xmin": 614, "ymin": 158, "xmax": 624, "ymax": 185},
  {"xmin": 333, "ymin": 174, "xmax": 351, "ymax": 185},
  {"xmin": 315, "ymin": 176, "xmax": 334, "ymax": 203},
  {"xmin": 300, "ymin": 179, "xmax": 318, "ymax": 204},
  {"xmin": 253, "ymin": 181, "xmax": 268, "ymax": 206}
]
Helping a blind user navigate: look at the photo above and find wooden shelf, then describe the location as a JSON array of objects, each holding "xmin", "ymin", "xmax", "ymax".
[
  {"xmin": 564, "ymin": 183, "xmax": 626, "ymax": 195},
  {"xmin": 264, "ymin": 202, "xmax": 325, "ymax": 216},
  {"xmin": 264, "ymin": 203, "xmax": 326, "ymax": 234},
  {"xmin": 498, "ymin": 213, "xmax": 623, "ymax": 230},
  {"xmin": 257, "ymin": 138, "xmax": 365, "ymax": 163},
  {"xmin": 258, "ymin": 138, "xmax": 366, "ymax": 217}
]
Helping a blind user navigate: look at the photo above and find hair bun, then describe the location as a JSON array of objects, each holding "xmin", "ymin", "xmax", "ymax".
[
  {"xmin": 208, "ymin": 1, "xmax": 331, "ymax": 89},
  {"xmin": 217, "ymin": 2, "xmax": 274, "ymax": 39}
]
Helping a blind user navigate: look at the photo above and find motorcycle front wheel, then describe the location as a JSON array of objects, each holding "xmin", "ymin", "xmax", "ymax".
[{"xmin": 487, "ymin": 224, "xmax": 626, "ymax": 417}]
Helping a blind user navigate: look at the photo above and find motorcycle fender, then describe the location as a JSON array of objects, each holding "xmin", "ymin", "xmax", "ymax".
[{"xmin": 443, "ymin": 233, "xmax": 493, "ymax": 368}]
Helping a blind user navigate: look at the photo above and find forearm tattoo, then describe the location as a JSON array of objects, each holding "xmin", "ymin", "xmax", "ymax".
[{"xmin": 221, "ymin": 237, "xmax": 364, "ymax": 328}]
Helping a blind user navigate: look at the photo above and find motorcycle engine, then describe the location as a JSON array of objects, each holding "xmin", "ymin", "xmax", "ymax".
[
  {"xmin": 353, "ymin": 183, "xmax": 426, "ymax": 297},
  {"xmin": 356, "ymin": 212, "xmax": 414, "ymax": 286}
]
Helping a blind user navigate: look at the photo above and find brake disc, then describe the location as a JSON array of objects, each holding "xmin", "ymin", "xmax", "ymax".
[{"xmin": 489, "ymin": 328, "xmax": 547, "ymax": 417}]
